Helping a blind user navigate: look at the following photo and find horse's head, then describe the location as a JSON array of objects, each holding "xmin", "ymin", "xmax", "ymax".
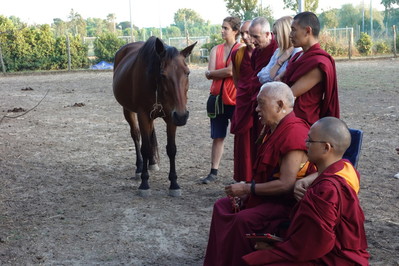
[{"xmin": 155, "ymin": 38, "xmax": 197, "ymax": 126}]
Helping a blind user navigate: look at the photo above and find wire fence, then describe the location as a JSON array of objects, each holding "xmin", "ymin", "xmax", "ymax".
[{"xmin": 322, "ymin": 25, "xmax": 398, "ymax": 59}]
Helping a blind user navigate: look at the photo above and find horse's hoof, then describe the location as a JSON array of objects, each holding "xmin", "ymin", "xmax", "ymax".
[
  {"xmin": 148, "ymin": 164, "xmax": 159, "ymax": 171},
  {"xmin": 138, "ymin": 189, "xmax": 151, "ymax": 197},
  {"xmin": 135, "ymin": 172, "xmax": 142, "ymax": 179},
  {"xmin": 168, "ymin": 189, "xmax": 181, "ymax": 197}
]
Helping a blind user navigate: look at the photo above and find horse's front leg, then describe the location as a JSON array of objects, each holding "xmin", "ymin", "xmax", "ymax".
[
  {"xmin": 137, "ymin": 114, "xmax": 154, "ymax": 197},
  {"xmin": 166, "ymin": 122, "xmax": 181, "ymax": 197}
]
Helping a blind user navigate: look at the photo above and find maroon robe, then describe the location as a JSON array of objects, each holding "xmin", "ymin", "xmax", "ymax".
[
  {"xmin": 283, "ymin": 43, "xmax": 339, "ymax": 125},
  {"xmin": 204, "ymin": 112, "xmax": 310, "ymax": 266},
  {"xmin": 243, "ymin": 159, "xmax": 369, "ymax": 266},
  {"xmin": 230, "ymin": 39, "xmax": 278, "ymax": 182}
]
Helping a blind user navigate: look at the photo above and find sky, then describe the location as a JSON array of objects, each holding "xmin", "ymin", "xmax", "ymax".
[{"xmin": 1, "ymin": 0, "xmax": 386, "ymax": 28}]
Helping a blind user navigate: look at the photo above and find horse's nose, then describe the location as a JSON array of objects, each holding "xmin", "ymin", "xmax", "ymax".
[{"xmin": 172, "ymin": 110, "xmax": 189, "ymax": 126}]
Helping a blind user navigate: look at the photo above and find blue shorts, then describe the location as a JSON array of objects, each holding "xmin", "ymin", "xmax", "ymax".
[{"xmin": 210, "ymin": 105, "xmax": 235, "ymax": 139}]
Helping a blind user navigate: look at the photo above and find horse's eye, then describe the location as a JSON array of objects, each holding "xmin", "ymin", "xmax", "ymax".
[{"xmin": 186, "ymin": 71, "xmax": 190, "ymax": 77}]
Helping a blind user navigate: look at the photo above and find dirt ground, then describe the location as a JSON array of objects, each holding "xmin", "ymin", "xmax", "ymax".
[{"xmin": 0, "ymin": 59, "xmax": 398, "ymax": 265}]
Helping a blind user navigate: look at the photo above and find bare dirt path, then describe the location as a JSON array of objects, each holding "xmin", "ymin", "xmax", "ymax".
[{"xmin": 0, "ymin": 59, "xmax": 398, "ymax": 265}]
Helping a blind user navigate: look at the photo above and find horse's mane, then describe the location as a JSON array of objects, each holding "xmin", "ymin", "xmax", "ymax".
[{"xmin": 137, "ymin": 36, "xmax": 179, "ymax": 79}]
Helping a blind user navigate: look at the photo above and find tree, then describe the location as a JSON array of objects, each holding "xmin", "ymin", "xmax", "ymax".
[
  {"xmin": 337, "ymin": 4, "xmax": 362, "ymax": 28},
  {"xmin": 381, "ymin": 0, "xmax": 399, "ymax": 8},
  {"xmin": 165, "ymin": 26, "xmax": 181, "ymax": 37},
  {"xmin": 52, "ymin": 18, "xmax": 68, "ymax": 37},
  {"xmin": 86, "ymin": 18, "xmax": 107, "ymax": 37},
  {"xmin": 224, "ymin": 0, "xmax": 273, "ymax": 22},
  {"xmin": 319, "ymin": 9, "xmax": 339, "ymax": 29},
  {"xmin": 173, "ymin": 8, "xmax": 205, "ymax": 35},
  {"xmin": 225, "ymin": 0, "xmax": 258, "ymax": 20},
  {"xmin": 283, "ymin": 0, "xmax": 319, "ymax": 13},
  {"xmin": 381, "ymin": 0, "xmax": 399, "ymax": 32},
  {"xmin": 106, "ymin": 13, "xmax": 117, "ymax": 33},
  {"xmin": 68, "ymin": 9, "xmax": 87, "ymax": 38}
]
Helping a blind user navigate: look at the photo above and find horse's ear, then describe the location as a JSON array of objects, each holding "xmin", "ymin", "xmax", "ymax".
[
  {"xmin": 155, "ymin": 38, "xmax": 165, "ymax": 57},
  {"xmin": 180, "ymin": 41, "xmax": 197, "ymax": 58}
]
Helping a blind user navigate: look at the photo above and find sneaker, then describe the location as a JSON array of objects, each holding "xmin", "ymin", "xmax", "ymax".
[{"xmin": 200, "ymin": 173, "xmax": 217, "ymax": 184}]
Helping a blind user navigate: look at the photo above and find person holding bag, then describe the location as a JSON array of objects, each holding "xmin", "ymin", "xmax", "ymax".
[{"xmin": 201, "ymin": 16, "xmax": 242, "ymax": 184}]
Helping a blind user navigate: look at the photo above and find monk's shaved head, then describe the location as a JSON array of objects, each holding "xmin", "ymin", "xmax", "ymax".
[
  {"xmin": 259, "ymin": 81, "xmax": 294, "ymax": 108},
  {"xmin": 312, "ymin": 117, "xmax": 351, "ymax": 155}
]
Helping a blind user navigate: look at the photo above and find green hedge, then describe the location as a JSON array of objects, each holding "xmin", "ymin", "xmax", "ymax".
[{"xmin": 0, "ymin": 16, "xmax": 88, "ymax": 72}]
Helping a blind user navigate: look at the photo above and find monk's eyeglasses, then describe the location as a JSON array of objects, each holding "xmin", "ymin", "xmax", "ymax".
[{"xmin": 305, "ymin": 138, "xmax": 334, "ymax": 148}]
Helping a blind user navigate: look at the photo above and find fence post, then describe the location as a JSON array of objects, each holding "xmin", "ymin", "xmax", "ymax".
[
  {"xmin": 348, "ymin": 28, "xmax": 353, "ymax": 60},
  {"xmin": 0, "ymin": 43, "xmax": 6, "ymax": 74},
  {"xmin": 66, "ymin": 34, "xmax": 71, "ymax": 71},
  {"xmin": 393, "ymin": 25, "xmax": 397, "ymax": 58}
]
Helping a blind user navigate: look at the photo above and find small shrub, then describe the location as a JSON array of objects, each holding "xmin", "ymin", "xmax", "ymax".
[
  {"xmin": 373, "ymin": 40, "xmax": 390, "ymax": 54},
  {"xmin": 356, "ymin": 33, "xmax": 373, "ymax": 55},
  {"xmin": 319, "ymin": 33, "xmax": 348, "ymax": 57}
]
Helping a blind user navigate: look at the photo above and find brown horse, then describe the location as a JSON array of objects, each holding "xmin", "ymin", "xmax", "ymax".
[{"xmin": 113, "ymin": 36, "xmax": 196, "ymax": 197}]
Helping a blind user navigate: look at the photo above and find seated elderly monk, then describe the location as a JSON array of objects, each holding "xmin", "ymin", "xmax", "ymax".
[
  {"xmin": 243, "ymin": 117, "xmax": 369, "ymax": 265},
  {"xmin": 203, "ymin": 82, "xmax": 315, "ymax": 266}
]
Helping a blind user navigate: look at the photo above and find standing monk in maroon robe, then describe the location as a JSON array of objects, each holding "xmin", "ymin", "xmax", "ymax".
[
  {"xmin": 283, "ymin": 12, "xmax": 339, "ymax": 125},
  {"xmin": 243, "ymin": 117, "xmax": 369, "ymax": 265},
  {"xmin": 230, "ymin": 17, "xmax": 278, "ymax": 182},
  {"xmin": 204, "ymin": 82, "xmax": 314, "ymax": 266}
]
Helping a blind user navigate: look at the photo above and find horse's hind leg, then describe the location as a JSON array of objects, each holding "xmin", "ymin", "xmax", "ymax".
[
  {"xmin": 123, "ymin": 108, "xmax": 143, "ymax": 179},
  {"xmin": 165, "ymin": 122, "xmax": 181, "ymax": 197},
  {"xmin": 148, "ymin": 129, "xmax": 160, "ymax": 171}
]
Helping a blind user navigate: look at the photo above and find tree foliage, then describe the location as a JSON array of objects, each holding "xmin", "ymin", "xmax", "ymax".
[
  {"xmin": 67, "ymin": 9, "xmax": 87, "ymax": 38},
  {"xmin": 381, "ymin": 0, "xmax": 399, "ymax": 8},
  {"xmin": 319, "ymin": 4, "xmax": 385, "ymax": 34},
  {"xmin": 319, "ymin": 9, "xmax": 339, "ymax": 29},
  {"xmin": 224, "ymin": 0, "xmax": 273, "ymax": 21},
  {"xmin": 0, "ymin": 15, "xmax": 87, "ymax": 72},
  {"xmin": 93, "ymin": 33, "xmax": 125, "ymax": 63},
  {"xmin": 283, "ymin": 0, "xmax": 319, "ymax": 13},
  {"xmin": 173, "ymin": 8, "xmax": 205, "ymax": 35}
]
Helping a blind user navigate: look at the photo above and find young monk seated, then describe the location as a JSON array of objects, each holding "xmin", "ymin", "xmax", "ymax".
[
  {"xmin": 204, "ymin": 82, "xmax": 315, "ymax": 266},
  {"xmin": 243, "ymin": 117, "xmax": 369, "ymax": 265}
]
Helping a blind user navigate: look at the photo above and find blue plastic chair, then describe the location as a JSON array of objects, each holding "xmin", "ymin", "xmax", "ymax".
[{"xmin": 343, "ymin": 128, "xmax": 363, "ymax": 168}]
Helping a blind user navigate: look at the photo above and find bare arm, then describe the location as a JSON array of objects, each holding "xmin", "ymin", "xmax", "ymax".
[
  {"xmin": 274, "ymin": 70, "xmax": 285, "ymax": 81},
  {"xmin": 225, "ymin": 150, "xmax": 308, "ymax": 197},
  {"xmin": 206, "ymin": 44, "xmax": 242, "ymax": 80},
  {"xmin": 290, "ymin": 68, "xmax": 323, "ymax": 97},
  {"xmin": 207, "ymin": 64, "xmax": 233, "ymax": 80}
]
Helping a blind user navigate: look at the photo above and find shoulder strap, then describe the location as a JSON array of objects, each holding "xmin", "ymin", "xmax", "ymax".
[
  {"xmin": 219, "ymin": 42, "xmax": 238, "ymax": 96},
  {"xmin": 223, "ymin": 42, "xmax": 238, "ymax": 67}
]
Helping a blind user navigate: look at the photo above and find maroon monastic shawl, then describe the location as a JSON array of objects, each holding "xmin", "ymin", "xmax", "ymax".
[
  {"xmin": 243, "ymin": 160, "xmax": 369, "ymax": 265},
  {"xmin": 283, "ymin": 43, "xmax": 339, "ymax": 125},
  {"xmin": 231, "ymin": 39, "xmax": 278, "ymax": 134},
  {"xmin": 246, "ymin": 112, "xmax": 310, "ymax": 208},
  {"xmin": 230, "ymin": 40, "xmax": 277, "ymax": 182},
  {"xmin": 204, "ymin": 112, "xmax": 309, "ymax": 266}
]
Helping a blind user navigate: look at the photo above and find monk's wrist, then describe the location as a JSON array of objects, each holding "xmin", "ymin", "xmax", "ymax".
[{"xmin": 250, "ymin": 180, "xmax": 256, "ymax": 196}]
